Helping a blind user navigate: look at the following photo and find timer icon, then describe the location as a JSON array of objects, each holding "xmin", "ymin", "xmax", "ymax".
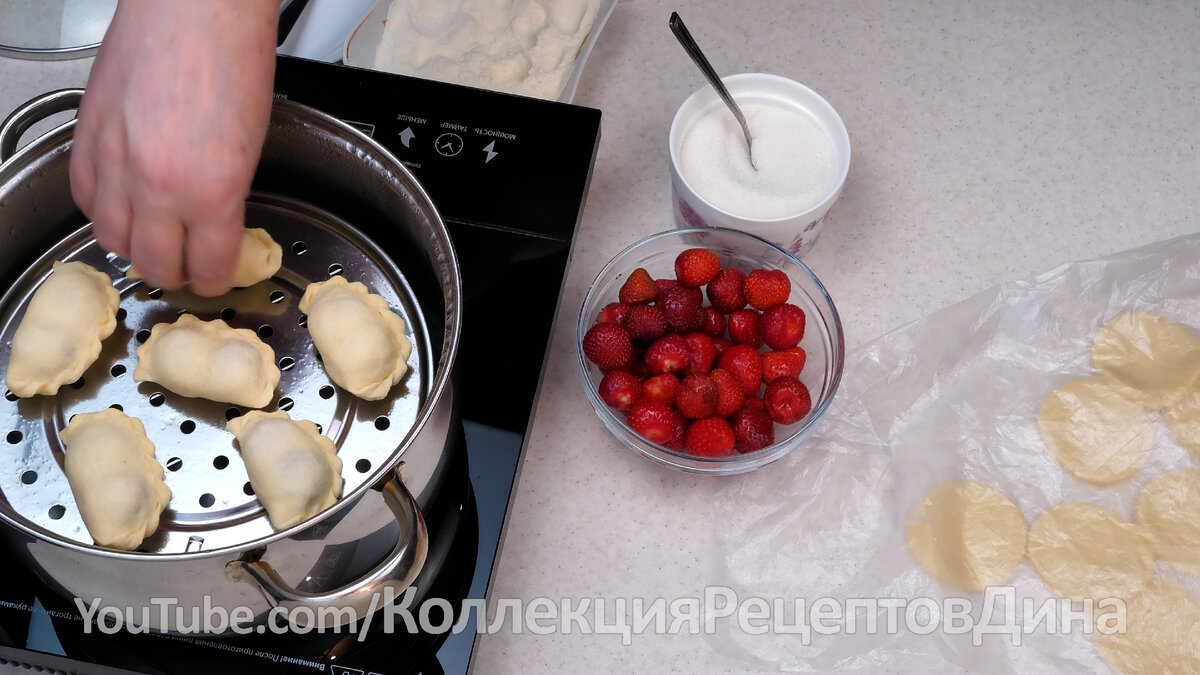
[{"xmin": 435, "ymin": 133, "xmax": 464, "ymax": 157}]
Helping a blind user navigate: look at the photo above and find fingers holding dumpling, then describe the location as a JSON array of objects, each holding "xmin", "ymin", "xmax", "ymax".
[
  {"xmin": 4, "ymin": 261, "xmax": 120, "ymax": 398},
  {"xmin": 298, "ymin": 277, "xmax": 413, "ymax": 401},
  {"xmin": 126, "ymin": 227, "xmax": 282, "ymax": 289},
  {"xmin": 133, "ymin": 314, "xmax": 280, "ymax": 408}
]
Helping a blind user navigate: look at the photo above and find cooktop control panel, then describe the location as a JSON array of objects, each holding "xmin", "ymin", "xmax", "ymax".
[{"xmin": 273, "ymin": 55, "xmax": 602, "ymax": 242}]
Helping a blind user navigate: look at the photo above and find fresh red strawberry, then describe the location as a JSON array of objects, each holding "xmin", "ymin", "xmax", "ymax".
[
  {"xmin": 712, "ymin": 337, "xmax": 735, "ymax": 359},
  {"xmin": 662, "ymin": 413, "xmax": 687, "ymax": 449},
  {"xmin": 644, "ymin": 334, "xmax": 692, "ymax": 374},
  {"xmin": 730, "ymin": 406, "xmax": 775, "ymax": 452},
  {"xmin": 655, "ymin": 278, "xmax": 680, "ymax": 294},
  {"xmin": 743, "ymin": 269, "xmax": 790, "ymax": 310},
  {"xmin": 759, "ymin": 303, "xmax": 806, "ymax": 351},
  {"xmin": 744, "ymin": 395, "xmax": 765, "ymax": 411},
  {"xmin": 684, "ymin": 416, "xmax": 735, "ymax": 456},
  {"xmin": 627, "ymin": 399, "xmax": 685, "ymax": 447},
  {"xmin": 659, "ymin": 286, "xmax": 705, "ymax": 333},
  {"xmin": 684, "ymin": 332, "xmax": 716, "ymax": 375},
  {"xmin": 727, "ymin": 309, "xmax": 762, "ymax": 348},
  {"xmin": 764, "ymin": 376, "xmax": 812, "ymax": 425},
  {"xmin": 622, "ymin": 304, "xmax": 668, "ymax": 342},
  {"xmin": 706, "ymin": 267, "xmax": 746, "ymax": 313},
  {"xmin": 709, "ymin": 368, "xmax": 745, "ymax": 417},
  {"xmin": 618, "ymin": 267, "xmax": 659, "ymax": 305},
  {"xmin": 583, "ymin": 322, "xmax": 633, "ymax": 370},
  {"xmin": 596, "ymin": 301, "xmax": 629, "ymax": 325},
  {"xmin": 642, "ymin": 373, "xmax": 680, "ymax": 404},
  {"xmin": 675, "ymin": 374, "xmax": 718, "ymax": 419},
  {"xmin": 762, "ymin": 349, "xmax": 806, "ymax": 382},
  {"xmin": 703, "ymin": 307, "xmax": 726, "ymax": 337},
  {"xmin": 674, "ymin": 248, "xmax": 721, "ymax": 287},
  {"xmin": 718, "ymin": 345, "xmax": 764, "ymax": 395},
  {"xmin": 598, "ymin": 370, "xmax": 641, "ymax": 411}
]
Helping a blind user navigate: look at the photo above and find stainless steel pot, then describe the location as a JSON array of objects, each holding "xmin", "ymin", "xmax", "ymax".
[{"xmin": 0, "ymin": 90, "xmax": 462, "ymax": 634}]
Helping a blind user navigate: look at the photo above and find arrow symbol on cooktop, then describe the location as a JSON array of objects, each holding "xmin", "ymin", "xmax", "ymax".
[
  {"xmin": 483, "ymin": 140, "xmax": 499, "ymax": 163},
  {"xmin": 329, "ymin": 666, "xmax": 365, "ymax": 675},
  {"xmin": 399, "ymin": 127, "xmax": 415, "ymax": 148}
]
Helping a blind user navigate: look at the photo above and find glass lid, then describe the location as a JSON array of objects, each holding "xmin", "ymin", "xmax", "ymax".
[{"xmin": 0, "ymin": 0, "xmax": 116, "ymax": 60}]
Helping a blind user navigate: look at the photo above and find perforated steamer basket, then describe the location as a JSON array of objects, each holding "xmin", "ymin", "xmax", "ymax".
[{"xmin": 0, "ymin": 90, "xmax": 463, "ymax": 633}]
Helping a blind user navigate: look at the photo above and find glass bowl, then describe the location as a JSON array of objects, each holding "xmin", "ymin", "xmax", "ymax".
[{"xmin": 576, "ymin": 227, "xmax": 845, "ymax": 475}]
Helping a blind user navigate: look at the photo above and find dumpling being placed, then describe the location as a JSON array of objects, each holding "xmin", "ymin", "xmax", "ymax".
[
  {"xmin": 59, "ymin": 408, "xmax": 172, "ymax": 550},
  {"xmin": 133, "ymin": 314, "xmax": 280, "ymax": 408},
  {"xmin": 5, "ymin": 261, "xmax": 120, "ymax": 397},
  {"xmin": 226, "ymin": 410, "xmax": 343, "ymax": 530},
  {"xmin": 298, "ymin": 277, "xmax": 413, "ymax": 401},
  {"xmin": 127, "ymin": 228, "xmax": 283, "ymax": 288}
]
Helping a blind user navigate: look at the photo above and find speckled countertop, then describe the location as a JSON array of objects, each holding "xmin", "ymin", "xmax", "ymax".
[{"xmin": 1, "ymin": 1, "xmax": 1198, "ymax": 673}]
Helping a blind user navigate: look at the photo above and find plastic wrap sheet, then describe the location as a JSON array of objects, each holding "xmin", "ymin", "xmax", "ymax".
[{"xmin": 708, "ymin": 233, "xmax": 1200, "ymax": 672}]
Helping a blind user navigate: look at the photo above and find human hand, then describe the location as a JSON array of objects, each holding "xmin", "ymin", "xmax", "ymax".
[{"xmin": 70, "ymin": 0, "xmax": 279, "ymax": 297}]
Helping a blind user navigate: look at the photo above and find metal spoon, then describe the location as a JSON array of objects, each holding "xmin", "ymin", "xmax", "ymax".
[{"xmin": 669, "ymin": 11, "xmax": 757, "ymax": 171}]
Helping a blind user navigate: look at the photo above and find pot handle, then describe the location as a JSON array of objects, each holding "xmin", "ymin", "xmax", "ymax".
[
  {"xmin": 0, "ymin": 88, "xmax": 85, "ymax": 163},
  {"xmin": 225, "ymin": 472, "xmax": 429, "ymax": 627}
]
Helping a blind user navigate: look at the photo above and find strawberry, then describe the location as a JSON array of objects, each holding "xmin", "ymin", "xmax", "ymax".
[
  {"xmin": 764, "ymin": 376, "xmax": 812, "ymax": 425},
  {"xmin": 675, "ymin": 374, "xmax": 718, "ymax": 419},
  {"xmin": 712, "ymin": 337, "xmax": 735, "ymax": 359},
  {"xmin": 730, "ymin": 406, "xmax": 775, "ymax": 452},
  {"xmin": 718, "ymin": 345, "xmax": 763, "ymax": 395},
  {"xmin": 727, "ymin": 309, "xmax": 763, "ymax": 348},
  {"xmin": 674, "ymin": 248, "xmax": 721, "ymax": 287},
  {"xmin": 684, "ymin": 332, "xmax": 716, "ymax": 375},
  {"xmin": 762, "ymin": 348, "xmax": 806, "ymax": 382},
  {"xmin": 623, "ymin": 304, "xmax": 668, "ymax": 342},
  {"xmin": 743, "ymin": 269, "xmax": 790, "ymax": 310},
  {"xmin": 655, "ymin": 278, "xmax": 680, "ymax": 294},
  {"xmin": 709, "ymin": 368, "xmax": 745, "ymax": 417},
  {"xmin": 684, "ymin": 416, "xmax": 735, "ymax": 456},
  {"xmin": 598, "ymin": 370, "xmax": 641, "ymax": 411},
  {"xmin": 659, "ymin": 286, "xmax": 705, "ymax": 333},
  {"xmin": 744, "ymin": 395, "xmax": 765, "ymax": 411},
  {"xmin": 618, "ymin": 267, "xmax": 659, "ymax": 305},
  {"xmin": 644, "ymin": 334, "xmax": 692, "ymax": 374},
  {"xmin": 596, "ymin": 301, "xmax": 629, "ymax": 325},
  {"xmin": 759, "ymin": 303, "xmax": 806, "ymax": 351},
  {"xmin": 642, "ymin": 373, "xmax": 680, "ymax": 404},
  {"xmin": 702, "ymin": 307, "xmax": 726, "ymax": 338},
  {"xmin": 583, "ymin": 322, "xmax": 633, "ymax": 370},
  {"xmin": 627, "ymin": 398, "xmax": 685, "ymax": 447},
  {"xmin": 706, "ymin": 267, "xmax": 746, "ymax": 313}
]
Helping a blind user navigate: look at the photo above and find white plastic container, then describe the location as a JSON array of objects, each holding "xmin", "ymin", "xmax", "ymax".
[{"xmin": 669, "ymin": 73, "xmax": 851, "ymax": 257}]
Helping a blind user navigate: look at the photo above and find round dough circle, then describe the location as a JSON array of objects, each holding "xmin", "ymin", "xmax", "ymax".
[
  {"xmin": 1037, "ymin": 376, "xmax": 1153, "ymax": 485},
  {"xmin": 1027, "ymin": 502, "xmax": 1153, "ymax": 602},
  {"xmin": 1162, "ymin": 389, "xmax": 1200, "ymax": 459},
  {"xmin": 906, "ymin": 480, "xmax": 1028, "ymax": 593},
  {"xmin": 1091, "ymin": 311, "xmax": 1200, "ymax": 408},
  {"xmin": 1094, "ymin": 578, "xmax": 1200, "ymax": 675},
  {"xmin": 1134, "ymin": 469, "xmax": 1200, "ymax": 575}
]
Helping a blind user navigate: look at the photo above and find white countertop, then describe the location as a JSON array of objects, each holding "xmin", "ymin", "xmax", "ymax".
[{"xmin": 1, "ymin": 1, "xmax": 1198, "ymax": 672}]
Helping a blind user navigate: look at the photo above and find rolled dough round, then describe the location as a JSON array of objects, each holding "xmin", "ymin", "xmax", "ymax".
[
  {"xmin": 1134, "ymin": 469, "xmax": 1200, "ymax": 575},
  {"xmin": 906, "ymin": 480, "xmax": 1027, "ymax": 593},
  {"xmin": 1094, "ymin": 578, "xmax": 1200, "ymax": 675},
  {"xmin": 1162, "ymin": 389, "xmax": 1200, "ymax": 459},
  {"xmin": 1027, "ymin": 502, "xmax": 1153, "ymax": 602},
  {"xmin": 1091, "ymin": 311, "xmax": 1200, "ymax": 408},
  {"xmin": 1037, "ymin": 376, "xmax": 1153, "ymax": 485}
]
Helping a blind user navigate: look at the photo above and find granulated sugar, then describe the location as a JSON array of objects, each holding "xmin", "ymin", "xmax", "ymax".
[{"xmin": 679, "ymin": 101, "xmax": 836, "ymax": 219}]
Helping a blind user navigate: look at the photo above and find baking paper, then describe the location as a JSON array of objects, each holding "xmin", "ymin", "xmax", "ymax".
[{"xmin": 707, "ymin": 233, "xmax": 1200, "ymax": 672}]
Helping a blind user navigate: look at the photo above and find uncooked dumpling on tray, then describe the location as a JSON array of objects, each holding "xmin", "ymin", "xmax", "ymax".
[
  {"xmin": 4, "ymin": 261, "xmax": 119, "ymax": 397},
  {"xmin": 59, "ymin": 409, "xmax": 172, "ymax": 551},
  {"xmin": 126, "ymin": 228, "xmax": 282, "ymax": 288},
  {"xmin": 133, "ymin": 314, "xmax": 280, "ymax": 408},
  {"xmin": 226, "ymin": 410, "xmax": 343, "ymax": 530},
  {"xmin": 299, "ymin": 276, "xmax": 413, "ymax": 401}
]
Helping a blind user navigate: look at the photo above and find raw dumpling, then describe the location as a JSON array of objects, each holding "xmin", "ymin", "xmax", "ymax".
[
  {"xmin": 298, "ymin": 277, "xmax": 413, "ymax": 400},
  {"xmin": 5, "ymin": 261, "xmax": 120, "ymax": 397},
  {"xmin": 59, "ymin": 409, "xmax": 172, "ymax": 550},
  {"xmin": 226, "ymin": 410, "xmax": 343, "ymax": 529},
  {"xmin": 133, "ymin": 314, "xmax": 280, "ymax": 408},
  {"xmin": 126, "ymin": 228, "xmax": 283, "ymax": 288}
]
